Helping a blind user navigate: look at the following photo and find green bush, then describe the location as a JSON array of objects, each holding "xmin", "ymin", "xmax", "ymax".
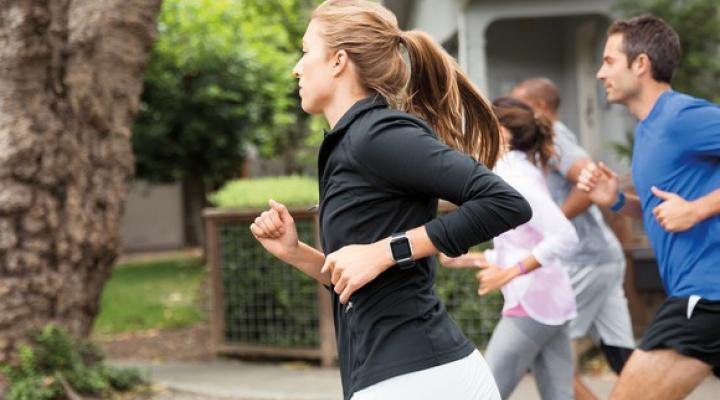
[
  {"xmin": 2, "ymin": 325, "xmax": 144, "ymax": 400},
  {"xmin": 210, "ymin": 176, "xmax": 318, "ymax": 210}
]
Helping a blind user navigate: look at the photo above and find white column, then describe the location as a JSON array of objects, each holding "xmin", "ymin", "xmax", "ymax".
[
  {"xmin": 575, "ymin": 19, "xmax": 602, "ymax": 159},
  {"xmin": 462, "ymin": 12, "xmax": 492, "ymax": 94}
]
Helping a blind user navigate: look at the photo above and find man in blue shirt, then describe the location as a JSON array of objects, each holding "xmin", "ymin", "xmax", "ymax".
[{"xmin": 579, "ymin": 16, "xmax": 720, "ymax": 399}]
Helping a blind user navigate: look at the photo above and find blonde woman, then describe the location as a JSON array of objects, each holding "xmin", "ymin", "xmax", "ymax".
[{"xmin": 250, "ymin": 1, "xmax": 531, "ymax": 398}]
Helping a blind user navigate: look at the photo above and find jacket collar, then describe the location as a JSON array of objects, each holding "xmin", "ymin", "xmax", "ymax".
[
  {"xmin": 318, "ymin": 94, "xmax": 388, "ymax": 182},
  {"xmin": 325, "ymin": 94, "xmax": 387, "ymax": 136}
]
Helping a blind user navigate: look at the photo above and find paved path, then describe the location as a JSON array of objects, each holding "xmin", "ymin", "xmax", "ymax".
[{"xmin": 114, "ymin": 359, "xmax": 720, "ymax": 400}]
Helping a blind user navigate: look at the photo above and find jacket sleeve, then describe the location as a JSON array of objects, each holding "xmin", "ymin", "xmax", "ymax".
[
  {"xmin": 507, "ymin": 173, "xmax": 579, "ymax": 267},
  {"xmin": 349, "ymin": 114, "xmax": 532, "ymax": 256}
]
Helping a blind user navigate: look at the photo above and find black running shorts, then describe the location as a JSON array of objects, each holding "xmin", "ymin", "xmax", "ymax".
[{"xmin": 639, "ymin": 296, "xmax": 720, "ymax": 378}]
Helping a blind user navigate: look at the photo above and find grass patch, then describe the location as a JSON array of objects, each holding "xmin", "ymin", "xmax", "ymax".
[
  {"xmin": 93, "ymin": 257, "xmax": 206, "ymax": 335},
  {"xmin": 210, "ymin": 175, "xmax": 318, "ymax": 209}
]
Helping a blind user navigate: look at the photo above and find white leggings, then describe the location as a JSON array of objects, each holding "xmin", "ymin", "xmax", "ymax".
[{"xmin": 350, "ymin": 350, "xmax": 501, "ymax": 400}]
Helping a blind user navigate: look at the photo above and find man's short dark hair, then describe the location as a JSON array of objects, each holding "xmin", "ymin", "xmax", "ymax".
[{"xmin": 608, "ymin": 15, "xmax": 681, "ymax": 83}]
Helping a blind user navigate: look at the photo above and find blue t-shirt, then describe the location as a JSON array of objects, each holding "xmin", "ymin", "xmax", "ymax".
[{"xmin": 632, "ymin": 91, "xmax": 720, "ymax": 300}]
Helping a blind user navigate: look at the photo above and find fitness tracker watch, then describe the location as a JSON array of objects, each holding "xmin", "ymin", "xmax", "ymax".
[{"xmin": 390, "ymin": 232, "xmax": 414, "ymax": 269}]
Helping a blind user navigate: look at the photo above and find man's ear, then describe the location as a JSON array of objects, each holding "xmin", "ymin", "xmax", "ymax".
[
  {"xmin": 536, "ymin": 100, "xmax": 549, "ymax": 114},
  {"xmin": 632, "ymin": 53, "xmax": 652, "ymax": 78},
  {"xmin": 331, "ymin": 49, "xmax": 348, "ymax": 77}
]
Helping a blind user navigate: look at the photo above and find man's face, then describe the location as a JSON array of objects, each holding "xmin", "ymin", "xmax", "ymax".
[{"xmin": 596, "ymin": 34, "xmax": 641, "ymax": 105}]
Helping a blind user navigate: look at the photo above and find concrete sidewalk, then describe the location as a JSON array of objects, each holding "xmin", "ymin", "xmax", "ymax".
[{"xmin": 114, "ymin": 359, "xmax": 720, "ymax": 400}]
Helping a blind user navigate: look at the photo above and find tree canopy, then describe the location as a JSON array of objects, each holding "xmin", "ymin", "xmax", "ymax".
[{"xmin": 132, "ymin": 0, "xmax": 319, "ymax": 187}]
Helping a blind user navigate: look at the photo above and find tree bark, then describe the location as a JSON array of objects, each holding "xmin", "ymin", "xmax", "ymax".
[{"xmin": 0, "ymin": 0, "xmax": 162, "ymax": 361}]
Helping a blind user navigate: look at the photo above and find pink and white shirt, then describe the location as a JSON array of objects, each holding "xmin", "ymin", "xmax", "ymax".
[{"xmin": 484, "ymin": 150, "xmax": 578, "ymax": 326}]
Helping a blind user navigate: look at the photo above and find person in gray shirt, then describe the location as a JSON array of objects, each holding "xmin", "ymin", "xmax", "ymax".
[{"xmin": 513, "ymin": 78, "xmax": 634, "ymax": 400}]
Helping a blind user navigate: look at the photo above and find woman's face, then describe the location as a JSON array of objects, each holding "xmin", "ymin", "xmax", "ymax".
[{"xmin": 292, "ymin": 19, "xmax": 336, "ymax": 115}]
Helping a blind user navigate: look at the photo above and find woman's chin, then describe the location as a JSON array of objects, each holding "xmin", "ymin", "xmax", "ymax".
[{"xmin": 300, "ymin": 100, "xmax": 322, "ymax": 115}]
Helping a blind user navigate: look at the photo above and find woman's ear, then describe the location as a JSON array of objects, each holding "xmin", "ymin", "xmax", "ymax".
[{"xmin": 332, "ymin": 49, "xmax": 348, "ymax": 76}]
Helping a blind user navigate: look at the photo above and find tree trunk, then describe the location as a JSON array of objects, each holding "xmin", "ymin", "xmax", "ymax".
[
  {"xmin": 181, "ymin": 173, "xmax": 207, "ymax": 248},
  {"xmin": 0, "ymin": 0, "xmax": 162, "ymax": 361}
]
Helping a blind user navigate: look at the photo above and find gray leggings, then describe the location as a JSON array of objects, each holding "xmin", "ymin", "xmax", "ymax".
[{"xmin": 484, "ymin": 316, "xmax": 573, "ymax": 400}]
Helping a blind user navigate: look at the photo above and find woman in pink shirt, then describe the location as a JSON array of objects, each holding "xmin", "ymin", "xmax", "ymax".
[{"xmin": 443, "ymin": 97, "xmax": 578, "ymax": 399}]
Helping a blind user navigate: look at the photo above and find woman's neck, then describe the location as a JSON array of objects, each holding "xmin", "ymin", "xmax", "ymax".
[{"xmin": 324, "ymin": 85, "xmax": 372, "ymax": 129}]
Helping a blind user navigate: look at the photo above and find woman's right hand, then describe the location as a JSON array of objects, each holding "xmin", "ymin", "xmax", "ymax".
[{"xmin": 250, "ymin": 199, "xmax": 299, "ymax": 259}]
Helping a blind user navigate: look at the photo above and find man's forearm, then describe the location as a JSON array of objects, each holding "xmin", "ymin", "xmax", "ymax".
[
  {"xmin": 694, "ymin": 188, "xmax": 720, "ymax": 221},
  {"xmin": 561, "ymin": 188, "xmax": 594, "ymax": 219},
  {"xmin": 561, "ymin": 158, "xmax": 595, "ymax": 219}
]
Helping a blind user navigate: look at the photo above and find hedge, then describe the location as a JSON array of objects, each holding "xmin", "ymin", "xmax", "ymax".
[{"xmin": 210, "ymin": 176, "xmax": 318, "ymax": 210}]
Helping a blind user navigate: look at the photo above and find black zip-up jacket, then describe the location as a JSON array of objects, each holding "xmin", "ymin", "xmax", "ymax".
[{"xmin": 318, "ymin": 95, "xmax": 532, "ymax": 399}]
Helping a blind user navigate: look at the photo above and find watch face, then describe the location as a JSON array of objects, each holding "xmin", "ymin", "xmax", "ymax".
[{"xmin": 391, "ymin": 238, "xmax": 412, "ymax": 260}]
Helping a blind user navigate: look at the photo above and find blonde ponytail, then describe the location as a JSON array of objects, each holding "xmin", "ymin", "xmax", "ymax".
[{"xmin": 400, "ymin": 31, "xmax": 500, "ymax": 168}]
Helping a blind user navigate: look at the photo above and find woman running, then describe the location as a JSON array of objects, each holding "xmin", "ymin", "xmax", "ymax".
[{"xmin": 250, "ymin": 2, "xmax": 532, "ymax": 399}]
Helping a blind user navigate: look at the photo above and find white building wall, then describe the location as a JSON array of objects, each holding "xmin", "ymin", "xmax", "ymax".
[
  {"xmin": 484, "ymin": 17, "xmax": 567, "ymax": 99},
  {"xmin": 407, "ymin": 0, "xmax": 459, "ymax": 45}
]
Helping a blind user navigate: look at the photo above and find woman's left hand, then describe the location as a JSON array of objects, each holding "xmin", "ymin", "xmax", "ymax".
[
  {"xmin": 321, "ymin": 242, "xmax": 393, "ymax": 304},
  {"xmin": 476, "ymin": 263, "xmax": 515, "ymax": 295}
]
